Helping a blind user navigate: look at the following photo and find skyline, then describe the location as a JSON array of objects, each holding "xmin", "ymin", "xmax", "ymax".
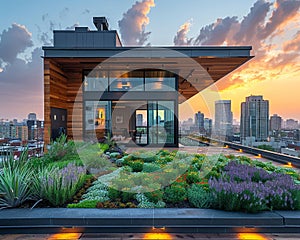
[{"xmin": 0, "ymin": 0, "xmax": 300, "ymax": 121}]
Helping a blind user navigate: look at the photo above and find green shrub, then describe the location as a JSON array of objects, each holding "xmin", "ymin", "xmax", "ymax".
[
  {"xmin": 163, "ymin": 183, "xmax": 187, "ymax": 204},
  {"xmin": 67, "ymin": 200, "xmax": 98, "ymax": 208},
  {"xmin": 78, "ymin": 144, "xmax": 111, "ymax": 170},
  {"xmin": 121, "ymin": 191, "xmax": 135, "ymax": 202},
  {"xmin": 186, "ymin": 171, "xmax": 201, "ymax": 184},
  {"xmin": 108, "ymin": 187, "xmax": 121, "ymax": 201},
  {"xmin": 187, "ymin": 184, "xmax": 211, "ymax": 208},
  {"xmin": 145, "ymin": 189, "xmax": 163, "ymax": 203},
  {"xmin": 292, "ymin": 190, "xmax": 300, "ymax": 210},
  {"xmin": 46, "ymin": 134, "xmax": 76, "ymax": 162},
  {"xmin": 129, "ymin": 160, "xmax": 144, "ymax": 172},
  {"xmin": 99, "ymin": 143, "xmax": 109, "ymax": 152},
  {"xmin": 142, "ymin": 163, "xmax": 161, "ymax": 173}
]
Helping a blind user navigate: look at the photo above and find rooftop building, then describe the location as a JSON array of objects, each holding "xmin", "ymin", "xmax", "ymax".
[{"xmin": 42, "ymin": 17, "xmax": 252, "ymax": 147}]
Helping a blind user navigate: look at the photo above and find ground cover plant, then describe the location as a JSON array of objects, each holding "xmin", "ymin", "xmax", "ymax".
[
  {"xmin": 68, "ymin": 148, "xmax": 300, "ymax": 212},
  {"xmin": 1, "ymin": 138, "xmax": 299, "ymax": 212}
]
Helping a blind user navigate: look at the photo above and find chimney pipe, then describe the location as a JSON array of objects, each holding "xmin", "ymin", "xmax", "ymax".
[{"xmin": 93, "ymin": 17, "xmax": 109, "ymax": 31}]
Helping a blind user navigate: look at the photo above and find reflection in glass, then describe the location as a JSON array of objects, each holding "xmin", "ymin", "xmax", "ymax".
[
  {"xmin": 84, "ymin": 71, "xmax": 108, "ymax": 91},
  {"xmin": 110, "ymin": 70, "xmax": 144, "ymax": 91},
  {"xmin": 145, "ymin": 71, "xmax": 175, "ymax": 91},
  {"xmin": 85, "ymin": 101, "xmax": 111, "ymax": 140}
]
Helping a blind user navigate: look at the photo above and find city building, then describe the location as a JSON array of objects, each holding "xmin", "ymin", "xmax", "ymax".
[
  {"xmin": 136, "ymin": 114, "xmax": 143, "ymax": 127},
  {"xmin": 194, "ymin": 111, "xmax": 204, "ymax": 133},
  {"xmin": 0, "ymin": 121, "xmax": 10, "ymax": 139},
  {"xmin": 42, "ymin": 17, "xmax": 252, "ymax": 147},
  {"xmin": 284, "ymin": 119, "xmax": 299, "ymax": 130},
  {"xmin": 28, "ymin": 113, "xmax": 37, "ymax": 121},
  {"xmin": 27, "ymin": 120, "xmax": 44, "ymax": 141},
  {"xmin": 214, "ymin": 100, "xmax": 233, "ymax": 139},
  {"xmin": 204, "ymin": 118, "xmax": 212, "ymax": 136},
  {"xmin": 240, "ymin": 95, "xmax": 269, "ymax": 143},
  {"xmin": 270, "ymin": 114, "xmax": 282, "ymax": 131}
]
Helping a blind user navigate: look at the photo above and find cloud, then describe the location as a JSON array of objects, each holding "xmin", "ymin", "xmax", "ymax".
[
  {"xmin": 0, "ymin": 24, "xmax": 43, "ymax": 119},
  {"xmin": 185, "ymin": 0, "xmax": 300, "ymax": 92},
  {"xmin": 259, "ymin": 0, "xmax": 300, "ymax": 39},
  {"xmin": 283, "ymin": 30, "xmax": 300, "ymax": 52},
  {"xmin": 118, "ymin": 0, "xmax": 155, "ymax": 46},
  {"xmin": 174, "ymin": 20, "xmax": 193, "ymax": 46},
  {"xmin": 234, "ymin": 0, "xmax": 272, "ymax": 45},
  {"xmin": 0, "ymin": 23, "xmax": 33, "ymax": 64},
  {"xmin": 194, "ymin": 16, "xmax": 238, "ymax": 45}
]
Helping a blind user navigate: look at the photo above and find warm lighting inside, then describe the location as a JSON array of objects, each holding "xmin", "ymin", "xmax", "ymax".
[
  {"xmin": 237, "ymin": 233, "xmax": 267, "ymax": 240},
  {"xmin": 143, "ymin": 233, "xmax": 172, "ymax": 239},
  {"xmin": 48, "ymin": 233, "xmax": 81, "ymax": 239},
  {"xmin": 239, "ymin": 149, "xmax": 243, "ymax": 152}
]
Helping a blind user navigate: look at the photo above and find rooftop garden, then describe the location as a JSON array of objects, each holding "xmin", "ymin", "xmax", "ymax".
[{"xmin": 1, "ymin": 135, "xmax": 299, "ymax": 213}]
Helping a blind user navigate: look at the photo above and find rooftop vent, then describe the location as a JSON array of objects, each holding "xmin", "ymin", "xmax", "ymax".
[{"xmin": 93, "ymin": 17, "xmax": 109, "ymax": 31}]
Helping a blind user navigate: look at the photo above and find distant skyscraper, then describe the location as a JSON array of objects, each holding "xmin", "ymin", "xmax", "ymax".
[
  {"xmin": 285, "ymin": 119, "xmax": 299, "ymax": 130},
  {"xmin": 270, "ymin": 114, "xmax": 282, "ymax": 131},
  {"xmin": 194, "ymin": 111, "xmax": 204, "ymax": 132},
  {"xmin": 136, "ymin": 114, "xmax": 143, "ymax": 126},
  {"xmin": 28, "ymin": 113, "xmax": 37, "ymax": 121},
  {"xmin": 240, "ymin": 95, "xmax": 269, "ymax": 142},
  {"xmin": 204, "ymin": 118, "xmax": 212, "ymax": 135},
  {"xmin": 215, "ymin": 100, "xmax": 233, "ymax": 137}
]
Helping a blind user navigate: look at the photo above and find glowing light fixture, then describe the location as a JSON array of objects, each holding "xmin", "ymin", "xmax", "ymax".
[
  {"xmin": 237, "ymin": 233, "xmax": 267, "ymax": 240},
  {"xmin": 143, "ymin": 233, "xmax": 172, "ymax": 239},
  {"xmin": 48, "ymin": 233, "xmax": 82, "ymax": 239},
  {"xmin": 283, "ymin": 162, "xmax": 293, "ymax": 168}
]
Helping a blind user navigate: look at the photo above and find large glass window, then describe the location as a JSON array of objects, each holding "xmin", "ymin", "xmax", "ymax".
[
  {"xmin": 145, "ymin": 71, "xmax": 176, "ymax": 91},
  {"xmin": 84, "ymin": 70, "xmax": 176, "ymax": 92},
  {"xmin": 84, "ymin": 101, "xmax": 111, "ymax": 140},
  {"xmin": 84, "ymin": 71, "xmax": 108, "ymax": 91},
  {"xmin": 148, "ymin": 101, "xmax": 175, "ymax": 144},
  {"xmin": 109, "ymin": 70, "xmax": 144, "ymax": 91}
]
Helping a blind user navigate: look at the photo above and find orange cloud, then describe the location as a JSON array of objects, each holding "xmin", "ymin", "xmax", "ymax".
[
  {"xmin": 174, "ymin": 20, "xmax": 193, "ymax": 45},
  {"xmin": 118, "ymin": 0, "xmax": 155, "ymax": 45},
  {"xmin": 283, "ymin": 30, "xmax": 300, "ymax": 52}
]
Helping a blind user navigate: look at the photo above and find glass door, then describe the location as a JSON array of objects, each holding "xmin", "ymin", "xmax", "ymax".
[
  {"xmin": 148, "ymin": 101, "xmax": 175, "ymax": 145},
  {"xmin": 135, "ymin": 110, "xmax": 147, "ymax": 144}
]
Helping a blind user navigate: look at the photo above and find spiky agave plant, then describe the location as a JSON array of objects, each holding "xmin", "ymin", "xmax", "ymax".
[{"xmin": 0, "ymin": 150, "xmax": 33, "ymax": 208}]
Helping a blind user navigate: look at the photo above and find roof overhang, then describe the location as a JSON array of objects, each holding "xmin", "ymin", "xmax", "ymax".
[{"xmin": 43, "ymin": 46, "xmax": 253, "ymax": 103}]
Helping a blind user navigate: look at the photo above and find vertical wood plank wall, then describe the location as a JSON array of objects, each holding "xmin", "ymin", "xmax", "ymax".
[
  {"xmin": 44, "ymin": 59, "xmax": 83, "ymax": 146},
  {"xmin": 66, "ymin": 71, "xmax": 83, "ymax": 142}
]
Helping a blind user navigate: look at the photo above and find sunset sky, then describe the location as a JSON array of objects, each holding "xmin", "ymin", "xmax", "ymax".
[{"xmin": 0, "ymin": 0, "xmax": 300, "ymax": 122}]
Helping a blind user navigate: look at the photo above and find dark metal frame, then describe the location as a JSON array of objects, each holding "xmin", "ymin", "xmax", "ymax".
[{"xmin": 82, "ymin": 69, "xmax": 179, "ymax": 147}]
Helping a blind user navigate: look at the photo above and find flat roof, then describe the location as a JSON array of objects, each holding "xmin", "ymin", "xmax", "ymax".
[
  {"xmin": 43, "ymin": 46, "xmax": 252, "ymax": 58},
  {"xmin": 43, "ymin": 46, "xmax": 253, "ymax": 103}
]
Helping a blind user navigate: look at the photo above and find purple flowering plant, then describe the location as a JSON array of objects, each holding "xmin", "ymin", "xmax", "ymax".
[
  {"xmin": 209, "ymin": 161, "xmax": 300, "ymax": 213},
  {"xmin": 39, "ymin": 163, "xmax": 86, "ymax": 206}
]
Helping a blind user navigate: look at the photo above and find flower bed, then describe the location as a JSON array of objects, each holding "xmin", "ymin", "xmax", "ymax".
[
  {"xmin": 1, "ymin": 138, "xmax": 299, "ymax": 212},
  {"xmin": 67, "ymin": 149, "xmax": 300, "ymax": 212}
]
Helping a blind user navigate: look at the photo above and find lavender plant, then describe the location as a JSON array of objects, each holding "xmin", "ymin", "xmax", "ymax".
[
  {"xmin": 209, "ymin": 161, "xmax": 300, "ymax": 212},
  {"xmin": 38, "ymin": 163, "xmax": 86, "ymax": 206}
]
